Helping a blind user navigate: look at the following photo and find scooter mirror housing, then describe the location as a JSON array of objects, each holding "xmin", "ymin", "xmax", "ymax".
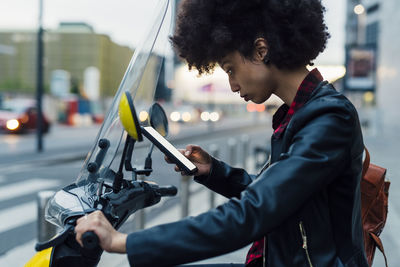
[
  {"xmin": 119, "ymin": 91, "xmax": 143, "ymax": 141},
  {"xmin": 148, "ymin": 103, "xmax": 169, "ymax": 137}
]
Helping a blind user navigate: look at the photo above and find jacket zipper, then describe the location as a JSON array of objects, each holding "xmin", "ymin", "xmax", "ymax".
[
  {"xmin": 263, "ymin": 236, "xmax": 266, "ymax": 267},
  {"xmin": 257, "ymin": 155, "xmax": 271, "ymax": 178},
  {"xmin": 261, "ymin": 157, "xmax": 270, "ymax": 267},
  {"xmin": 299, "ymin": 221, "xmax": 313, "ymax": 267}
]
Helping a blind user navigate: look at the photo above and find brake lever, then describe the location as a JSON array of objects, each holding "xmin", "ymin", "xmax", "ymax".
[{"xmin": 35, "ymin": 224, "xmax": 74, "ymax": 251}]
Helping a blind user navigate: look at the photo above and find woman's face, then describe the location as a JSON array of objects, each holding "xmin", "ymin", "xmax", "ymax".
[{"xmin": 220, "ymin": 51, "xmax": 276, "ymax": 104}]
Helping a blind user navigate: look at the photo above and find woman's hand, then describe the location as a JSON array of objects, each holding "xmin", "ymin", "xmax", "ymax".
[
  {"xmin": 165, "ymin": 144, "xmax": 212, "ymax": 176},
  {"xmin": 75, "ymin": 210, "xmax": 127, "ymax": 253}
]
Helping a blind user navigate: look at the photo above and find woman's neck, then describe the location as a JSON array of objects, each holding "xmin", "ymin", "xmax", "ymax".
[{"xmin": 273, "ymin": 66, "xmax": 310, "ymax": 106}]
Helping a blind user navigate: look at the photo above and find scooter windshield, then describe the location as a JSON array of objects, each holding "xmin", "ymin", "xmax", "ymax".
[
  {"xmin": 45, "ymin": 0, "xmax": 172, "ymax": 227},
  {"xmin": 45, "ymin": 185, "xmax": 89, "ymax": 227},
  {"xmin": 77, "ymin": 0, "xmax": 172, "ymax": 185}
]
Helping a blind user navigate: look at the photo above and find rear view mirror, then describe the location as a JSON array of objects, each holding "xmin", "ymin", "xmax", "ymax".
[{"xmin": 148, "ymin": 103, "xmax": 168, "ymax": 137}]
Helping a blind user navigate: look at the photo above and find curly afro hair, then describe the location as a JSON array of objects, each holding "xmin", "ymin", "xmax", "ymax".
[{"xmin": 170, "ymin": 0, "xmax": 330, "ymax": 74}]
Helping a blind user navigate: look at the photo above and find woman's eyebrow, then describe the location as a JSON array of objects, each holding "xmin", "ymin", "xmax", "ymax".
[{"xmin": 220, "ymin": 60, "xmax": 230, "ymax": 70}]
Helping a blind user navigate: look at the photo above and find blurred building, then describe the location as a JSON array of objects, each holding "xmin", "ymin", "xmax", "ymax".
[
  {"xmin": 346, "ymin": 0, "xmax": 380, "ymax": 48},
  {"xmin": 0, "ymin": 22, "xmax": 133, "ymax": 96},
  {"xmin": 0, "ymin": 22, "xmax": 169, "ymax": 125},
  {"xmin": 345, "ymin": 0, "xmax": 400, "ymax": 128}
]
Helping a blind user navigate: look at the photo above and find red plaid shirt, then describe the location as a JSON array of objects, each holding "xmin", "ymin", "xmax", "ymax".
[{"xmin": 245, "ymin": 68, "xmax": 323, "ymax": 266}]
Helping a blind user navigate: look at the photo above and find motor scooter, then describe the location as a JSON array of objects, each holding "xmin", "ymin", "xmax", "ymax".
[
  {"xmin": 25, "ymin": 1, "xmax": 177, "ymax": 265},
  {"xmin": 26, "ymin": 94, "xmax": 177, "ymax": 267}
]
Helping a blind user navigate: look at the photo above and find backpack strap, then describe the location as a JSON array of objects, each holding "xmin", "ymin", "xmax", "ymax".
[
  {"xmin": 370, "ymin": 232, "xmax": 388, "ymax": 267},
  {"xmin": 362, "ymin": 147, "xmax": 370, "ymax": 178}
]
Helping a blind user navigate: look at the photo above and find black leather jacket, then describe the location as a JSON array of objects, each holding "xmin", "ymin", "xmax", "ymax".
[{"xmin": 126, "ymin": 82, "xmax": 368, "ymax": 267}]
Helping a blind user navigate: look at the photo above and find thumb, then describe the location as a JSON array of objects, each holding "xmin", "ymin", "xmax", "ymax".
[{"xmin": 185, "ymin": 145, "xmax": 194, "ymax": 156}]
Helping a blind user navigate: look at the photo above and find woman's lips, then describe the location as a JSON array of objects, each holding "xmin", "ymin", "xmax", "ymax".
[{"xmin": 242, "ymin": 95, "xmax": 250, "ymax": 101}]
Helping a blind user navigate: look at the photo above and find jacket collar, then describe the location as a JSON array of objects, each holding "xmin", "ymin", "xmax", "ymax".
[{"xmin": 272, "ymin": 69, "xmax": 324, "ymax": 138}]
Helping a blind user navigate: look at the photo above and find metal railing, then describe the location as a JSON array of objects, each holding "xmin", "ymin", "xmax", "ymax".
[
  {"xmin": 180, "ymin": 175, "xmax": 191, "ymax": 218},
  {"xmin": 178, "ymin": 135, "xmax": 252, "ymax": 218},
  {"xmin": 37, "ymin": 190, "xmax": 58, "ymax": 242},
  {"xmin": 136, "ymin": 175, "xmax": 146, "ymax": 230},
  {"xmin": 37, "ymin": 135, "xmax": 256, "ymax": 233},
  {"xmin": 208, "ymin": 144, "xmax": 219, "ymax": 209}
]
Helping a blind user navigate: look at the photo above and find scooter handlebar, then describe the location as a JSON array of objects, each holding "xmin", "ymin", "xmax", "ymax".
[
  {"xmin": 82, "ymin": 231, "xmax": 100, "ymax": 250},
  {"xmin": 81, "ymin": 185, "xmax": 177, "ymax": 249},
  {"xmin": 155, "ymin": 185, "xmax": 178, "ymax": 197}
]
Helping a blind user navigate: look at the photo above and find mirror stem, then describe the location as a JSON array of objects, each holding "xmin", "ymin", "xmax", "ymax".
[
  {"xmin": 125, "ymin": 138, "xmax": 136, "ymax": 172},
  {"xmin": 144, "ymin": 144, "xmax": 154, "ymax": 170},
  {"xmin": 113, "ymin": 134, "xmax": 131, "ymax": 192}
]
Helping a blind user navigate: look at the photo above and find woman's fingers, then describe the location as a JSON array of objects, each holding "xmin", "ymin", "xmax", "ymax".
[
  {"xmin": 164, "ymin": 149, "xmax": 186, "ymax": 164},
  {"xmin": 74, "ymin": 210, "xmax": 127, "ymax": 253},
  {"xmin": 174, "ymin": 165, "xmax": 181, "ymax": 172},
  {"xmin": 163, "ymin": 144, "xmax": 211, "ymax": 175},
  {"xmin": 164, "ymin": 155, "xmax": 172, "ymax": 163},
  {"xmin": 75, "ymin": 216, "xmax": 90, "ymax": 247},
  {"xmin": 75, "ymin": 229, "xmax": 83, "ymax": 247},
  {"xmin": 75, "ymin": 211, "xmax": 102, "ymax": 247},
  {"xmin": 185, "ymin": 145, "xmax": 194, "ymax": 156}
]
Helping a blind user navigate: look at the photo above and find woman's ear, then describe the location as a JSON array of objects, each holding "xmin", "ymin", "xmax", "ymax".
[{"xmin": 253, "ymin": 38, "xmax": 269, "ymax": 63}]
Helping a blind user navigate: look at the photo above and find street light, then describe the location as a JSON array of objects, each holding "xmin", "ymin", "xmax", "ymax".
[
  {"xmin": 354, "ymin": 4, "xmax": 366, "ymax": 45},
  {"xmin": 354, "ymin": 4, "xmax": 365, "ymax": 15},
  {"xmin": 36, "ymin": 0, "xmax": 45, "ymax": 152}
]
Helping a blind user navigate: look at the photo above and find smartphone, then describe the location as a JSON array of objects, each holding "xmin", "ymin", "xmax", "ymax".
[{"xmin": 141, "ymin": 126, "xmax": 198, "ymax": 175}]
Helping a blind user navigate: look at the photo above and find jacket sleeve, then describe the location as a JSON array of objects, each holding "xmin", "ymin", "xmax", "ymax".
[
  {"xmin": 126, "ymin": 102, "xmax": 358, "ymax": 267},
  {"xmin": 194, "ymin": 157, "xmax": 256, "ymax": 199}
]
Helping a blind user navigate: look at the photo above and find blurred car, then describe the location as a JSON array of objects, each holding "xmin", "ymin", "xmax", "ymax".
[
  {"xmin": 200, "ymin": 110, "xmax": 222, "ymax": 122},
  {"xmin": 0, "ymin": 98, "xmax": 51, "ymax": 133},
  {"xmin": 169, "ymin": 105, "xmax": 200, "ymax": 124}
]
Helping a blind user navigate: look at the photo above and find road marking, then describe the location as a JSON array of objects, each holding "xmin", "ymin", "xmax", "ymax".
[
  {"xmin": 0, "ymin": 178, "xmax": 59, "ymax": 202},
  {"xmin": 0, "ymin": 201, "xmax": 36, "ymax": 233},
  {"xmin": 0, "ymin": 163, "xmax": 34, "ymax": 175},
  {"xmin": 0, "ymin": 239, "xmax": 36, "ymax": 267}
]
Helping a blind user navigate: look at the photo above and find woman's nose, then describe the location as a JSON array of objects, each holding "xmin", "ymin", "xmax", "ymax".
[{"xmin": 229, "ymin": 79, "xmax": 240, "ymax": 93}]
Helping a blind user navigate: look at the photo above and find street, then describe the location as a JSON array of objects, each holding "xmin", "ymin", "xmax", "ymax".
[
  {"xmin": 0, "ymin": 113, "xmax": 399, "ymax": 266},
  {"xmin": 0, "ymin": 115, "xmax": 272, "ymax": 258}
]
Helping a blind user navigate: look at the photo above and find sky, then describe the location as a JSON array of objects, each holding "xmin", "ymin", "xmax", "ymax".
[{"xmin": 0, "ymin": 0, "xmax": 346, "ymax": 65}]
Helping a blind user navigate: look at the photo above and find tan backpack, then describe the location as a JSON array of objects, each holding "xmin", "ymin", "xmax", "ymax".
[{"xmin": 361, "ymin": 147, "xmax": 390, "ymax": 266}]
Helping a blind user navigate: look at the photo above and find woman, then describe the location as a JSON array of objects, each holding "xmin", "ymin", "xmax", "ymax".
[{"xmin": 75, "ymin": 0, "xmax": 368, "ymax": 266}]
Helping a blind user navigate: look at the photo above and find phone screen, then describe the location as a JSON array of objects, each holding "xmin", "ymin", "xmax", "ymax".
[{"xmin": 141, "ymin": 126, "xmax": 198, "ymax": 175}]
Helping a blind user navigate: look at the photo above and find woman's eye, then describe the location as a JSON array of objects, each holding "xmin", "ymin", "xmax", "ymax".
[{"xmin": 227, "ymin": 69, "xmax": 233, "ymax": 76}]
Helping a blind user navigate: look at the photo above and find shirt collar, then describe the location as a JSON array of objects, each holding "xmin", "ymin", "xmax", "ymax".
[{"xmin": 272, "ymin": 68, "xmax": 323, "ymax": 138}]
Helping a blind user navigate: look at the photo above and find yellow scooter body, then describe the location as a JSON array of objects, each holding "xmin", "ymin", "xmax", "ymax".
[{"xmin": 25, "ymin": 247, "xmax": 53, "ymax": 267}]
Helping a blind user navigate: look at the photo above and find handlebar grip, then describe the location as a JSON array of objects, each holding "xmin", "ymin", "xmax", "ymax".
[
  {"xmin": 156, "ymin": 185, "xmax": 178, "ymax": 196},
  {"xmin": 82, "ymin": 231, "xmax": 100, "ymax": 250}
]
